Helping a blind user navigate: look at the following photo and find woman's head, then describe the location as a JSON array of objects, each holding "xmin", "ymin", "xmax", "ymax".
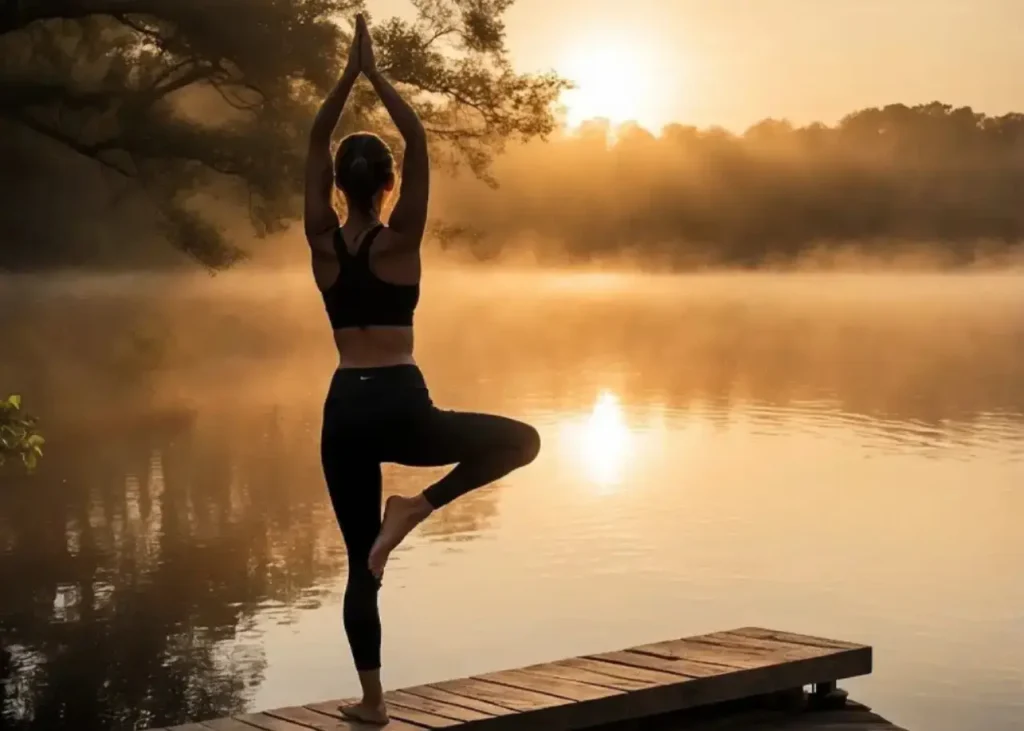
[{"xmin": 334, "ymin": 132, "xmax": 395, "ymax": 215}]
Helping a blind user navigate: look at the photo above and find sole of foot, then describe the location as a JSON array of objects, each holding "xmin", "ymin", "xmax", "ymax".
[{"xmin": 368, "ymin": 495, "xmax": 430, "ymax": 579}]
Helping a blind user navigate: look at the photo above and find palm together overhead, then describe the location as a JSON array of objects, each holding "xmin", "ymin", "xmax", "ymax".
[{"xmin": 345, "ymin": 13, "xmax": 377, "ymax": 78}]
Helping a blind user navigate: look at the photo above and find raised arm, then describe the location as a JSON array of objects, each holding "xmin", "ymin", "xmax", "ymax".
[
  {"xmin": 358, "ymin": 15, "xmax": 429, "ymax": 246},
  {"xmin": 304, "ymin": 25, "xmax": 361, "ymax": 244}
]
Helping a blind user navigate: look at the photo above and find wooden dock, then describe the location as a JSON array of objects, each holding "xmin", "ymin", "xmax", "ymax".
[{"xmin": 158, "ymin": 627, "xmax": 898, "ymax": 731}]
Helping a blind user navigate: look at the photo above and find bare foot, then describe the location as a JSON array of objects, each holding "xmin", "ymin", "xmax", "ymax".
[
  {"xmin": 369, "ymin": 495, "xmax": 432, "ymax": 578},
  {"xmin": 339, "ymin": 700, "xmax": 389, "ymax": 726}
]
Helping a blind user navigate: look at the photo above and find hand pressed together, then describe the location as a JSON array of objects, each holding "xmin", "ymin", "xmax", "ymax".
[{"xmin": 344, "ymin": 13, "xmax": 377, "ymax": 78}]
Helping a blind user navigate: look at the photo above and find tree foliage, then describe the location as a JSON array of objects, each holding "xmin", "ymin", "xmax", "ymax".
[
  {"xmin": 0, "ymin": 0, "xmax": 569, "ymax": 267},
  {"xmin": 0, "ymin": 394, "xmax": 44, "ymax": 471}
]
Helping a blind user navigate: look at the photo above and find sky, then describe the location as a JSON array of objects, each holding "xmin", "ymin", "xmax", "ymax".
[{"xmin": 370, "ymin": 0, "xmax": 1024, "ymax": 132}]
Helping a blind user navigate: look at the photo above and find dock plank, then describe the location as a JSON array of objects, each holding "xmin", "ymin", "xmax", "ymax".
[
  {"xmin": 400, "ymin": 686, "xmax": 518, "ymax": 717},
  {"xmin": 589, "ymin": 649, "xmax": 730, "ymax": 677},
  {"xmin": 476, "ymin": 668, "xmax": 622, "ymax": 702},
  {"xmin": 386, "ymin": 690, "xmax": 496, "ymax": 723},
  {"xmin": 263, "ymin": 707, "xmax": 354, "ymax": 730},
  {"xmin": 306, "ymin": 698, "xmax": 467, "ymax": 729},
  {"xmin": 429, "ymin": 677, "xmax": 566, "ymax": 712},
  {"xmin": 520, "ymin": 661, "xmax": 660, "ymax": 691},
  {"xmin": 634, "ymin": 639, "xmax": 785, "ymax": 670},
  {"xmin": 231, "ymin": 714, "xmax": 309, "ymax": 731},
  {"xmin": 301, "ymin": 702, "xmax": 430, "ymax": 730},
  {"xmin": 731, "ymin": 628, "xmax": 865, "ymax": 651},
  {"xmin": 146, "ymin": 627, "xmax": 875, "ymax": 731},
  {"xmin": 559, "ymin": 657, "xmax": 687, "ymax": 686},
  {"xmin": 692, "ymin": 633, "xmax": 844, "ymax": 660}
]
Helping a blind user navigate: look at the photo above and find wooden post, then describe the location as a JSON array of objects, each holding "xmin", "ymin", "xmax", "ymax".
[{"xmin": 810, "ymin": 681, "xmax": 849, "ymax": 710}]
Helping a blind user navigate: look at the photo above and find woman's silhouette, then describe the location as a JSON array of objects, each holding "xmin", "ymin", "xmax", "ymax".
[{"xmin": 304, "ymin": 14, "xmax": 541, "ymax": 725}]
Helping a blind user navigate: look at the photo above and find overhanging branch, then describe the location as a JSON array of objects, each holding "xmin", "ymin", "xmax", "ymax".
[{"xmin": 3, "ymin": 110, "xmax": 136, "ymax": 176}]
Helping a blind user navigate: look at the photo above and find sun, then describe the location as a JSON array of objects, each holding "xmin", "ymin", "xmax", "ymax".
[{"xmin": 557, "ymin": 39, "xmax": 659, "ymax": 130}]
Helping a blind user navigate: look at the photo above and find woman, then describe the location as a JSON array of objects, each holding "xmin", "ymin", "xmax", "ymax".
[{"xmin": 304, "ymin": 14, "xmax": 541, "ymax": 725}]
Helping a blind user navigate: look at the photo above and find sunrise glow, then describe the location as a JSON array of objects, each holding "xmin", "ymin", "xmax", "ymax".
[{"xmin": 557, "ymin": 39, "xmax": 661, "ymax": 130}]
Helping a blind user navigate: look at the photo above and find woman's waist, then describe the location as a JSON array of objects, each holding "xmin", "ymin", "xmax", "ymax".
[
  {"xmin": 326, "ymin": 362, "xmax": 430, "ymax": 408},
  {"xmin": 333, "ymin": 325, "xmax": 414, "ymax": 369}
]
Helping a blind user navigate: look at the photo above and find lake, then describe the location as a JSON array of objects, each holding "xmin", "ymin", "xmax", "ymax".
[{"xmin": 0, "ymin": 270, "xmax": 1021, "ymax": 731}]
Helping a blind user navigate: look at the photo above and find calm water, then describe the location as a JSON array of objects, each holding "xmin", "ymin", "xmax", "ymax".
[{"xmin": 0, "ymin": 271, "xmax": 1022, "ymax": 731}]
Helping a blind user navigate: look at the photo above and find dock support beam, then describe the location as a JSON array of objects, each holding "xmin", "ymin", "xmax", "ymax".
[{"xmin": 810, "ymin": 681, "xmax": 849, "ymax": 710}]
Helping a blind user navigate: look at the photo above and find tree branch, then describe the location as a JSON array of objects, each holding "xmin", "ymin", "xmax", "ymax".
[
  {"xmin": 1, "ymin": 0, "xmax": 172, "ymax": 35},
  {"xmin": 2, "ymin": 110, "xmax": 135, "ymax": 176},
  {"xmin": 422, "ymin": 26, "xmax": 457, "ymax": 49}
]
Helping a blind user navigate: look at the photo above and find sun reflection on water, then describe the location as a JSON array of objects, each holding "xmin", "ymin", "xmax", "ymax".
[{"xmin": 562, "ymin": 390, "xmax": 634, "ymax": 489}]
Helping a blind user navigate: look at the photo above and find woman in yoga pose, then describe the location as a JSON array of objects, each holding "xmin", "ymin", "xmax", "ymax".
[{"xmin": 304, "ymin": 14, "xmax": 541, "ymax": 725}]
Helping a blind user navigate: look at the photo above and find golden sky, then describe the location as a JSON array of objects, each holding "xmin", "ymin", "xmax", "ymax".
[{"xmin": 372, "ymin": 0, "xmax": 1024, "ymax": 132}]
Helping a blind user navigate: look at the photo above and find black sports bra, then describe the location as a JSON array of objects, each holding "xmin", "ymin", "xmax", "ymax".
[{"xmin": 322, "ymin": 224, "xmax": 419, "ymax": 329}]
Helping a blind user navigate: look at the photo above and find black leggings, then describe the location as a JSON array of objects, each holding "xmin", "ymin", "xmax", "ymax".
[{"xmin": 320, "ymin": 365, "xmax": 541, "ymax": 671}]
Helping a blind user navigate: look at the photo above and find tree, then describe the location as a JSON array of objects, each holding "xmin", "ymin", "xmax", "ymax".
[
  {"xmin": 0, "ymin": 394, "xmax": 44, "ymax": 471},
  {"xmin": 0, "ymin": 0, "xmax": 569, "ymax": 268}
]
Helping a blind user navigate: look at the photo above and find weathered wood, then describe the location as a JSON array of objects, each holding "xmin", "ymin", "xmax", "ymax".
[
  {"xmin": 559, "ymin": 657, "xmax": 686, "ymax": 686},
  {"xmin": 429, "ymin": 677, "xmax": 566, "ymax": 712},
  {"xmin": 386, "ymin": 690, "xmax": 496, "ymax": 723},
  {"xmin": 520, "ymin": 661, "xmax": 659, "ymax": 692},
  {"xmin": 730, "ymin": 628, "xmax": 865, "ymax": 651},
  {"xmin": 693, "ymin": 633, "xmax": 845, "ymax": 661},
  {"xmin": 145, "ymin": 627, "xmax": 877, "ymax": 731},
  {"xmin": 589, "ymin": 649, "xmax": 729, "ymax": 677},
  {"xmin": 308, "ymin": 698, "xmax": 466, "ymax": 730},
  {"xmin": 476, "ymin": 668, "xmax": 622, "ymax": 702},
  {"xmin": 263, "ymin": 707, "xmax": 352, "ymax": 730},
  {"xmin": 231, "ymin": 714, "xmax": 309, "ymax": 731},
  {"xmin": 400, "ymin": 685, "xmax": 518, "ymax": 717},
  {"xmin": 301, "ymin": 702, "xmax": 430, "ymax": 730},
  {"xmin": 633, "ymin": 639, "xmax": 784, "ymax": 670}
]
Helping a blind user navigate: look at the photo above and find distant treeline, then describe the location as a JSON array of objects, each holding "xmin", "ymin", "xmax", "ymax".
[
  {"xmin": 430, "ymin": 102, "xmax": 1024, "ymax": 267},
  {"xmin": 4, "ymin": 102, "xmax": 1024, "ymax": 270}
]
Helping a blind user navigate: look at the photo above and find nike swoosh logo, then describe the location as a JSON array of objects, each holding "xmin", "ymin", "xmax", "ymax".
[{"xmin": 359, "ymin": 376, "xmax": 373, "ymax": 381}]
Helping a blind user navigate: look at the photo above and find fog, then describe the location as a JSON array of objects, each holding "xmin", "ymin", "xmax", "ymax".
[{"xmin": 3, "ymin": 270, "xmax": 1023, "ymax": 440}]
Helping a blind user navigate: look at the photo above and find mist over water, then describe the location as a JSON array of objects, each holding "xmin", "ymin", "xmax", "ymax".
[{"xmin": 1, "ymin": 268, "xmax": 1022, "ymax": 731}]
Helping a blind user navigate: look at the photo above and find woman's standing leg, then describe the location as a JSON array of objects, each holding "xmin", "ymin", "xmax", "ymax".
[
  {"xmin": 369, "ymin": 408, "xmax": 541, "ymax": 576},
  {"xmin": 321, "ymin": 427, "xmax": 390, "ymax": 724}
]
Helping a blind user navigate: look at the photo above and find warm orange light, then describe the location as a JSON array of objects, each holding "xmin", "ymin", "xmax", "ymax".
[
  {"xmin": 557, "ymin": 39, "xmax": 661, "ymax": 130},
  {"xmin": 563, "ymin": 390, "xmax": 634, "ymax": 489}
]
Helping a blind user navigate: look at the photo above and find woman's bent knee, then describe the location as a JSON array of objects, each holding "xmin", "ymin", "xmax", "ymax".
[{"xmin": 513, "ymin": 422, "xmax": 541, "ymax": 467}]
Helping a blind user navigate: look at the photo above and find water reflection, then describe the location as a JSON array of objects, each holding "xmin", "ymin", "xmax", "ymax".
[
  {"xmin": 0, "ymin": 273, "xmax": 1022, "ymax": 731},
  {"xmin": 561, "ymin": 390, "xmax": 634, "ymax": 489}
]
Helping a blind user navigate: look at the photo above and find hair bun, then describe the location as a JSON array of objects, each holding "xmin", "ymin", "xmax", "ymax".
[{"xmin": 350, "ymin": 156, "xmax": 369, "ymax": 174}]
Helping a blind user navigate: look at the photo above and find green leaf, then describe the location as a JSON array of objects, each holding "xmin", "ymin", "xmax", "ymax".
[
  {"xmin": 5, "ymin": 394, "xmax": 21, "ymax": 410},
  {"xmin": 26, "ymin": 434, "xmax": 45, "ymax": 448}
]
